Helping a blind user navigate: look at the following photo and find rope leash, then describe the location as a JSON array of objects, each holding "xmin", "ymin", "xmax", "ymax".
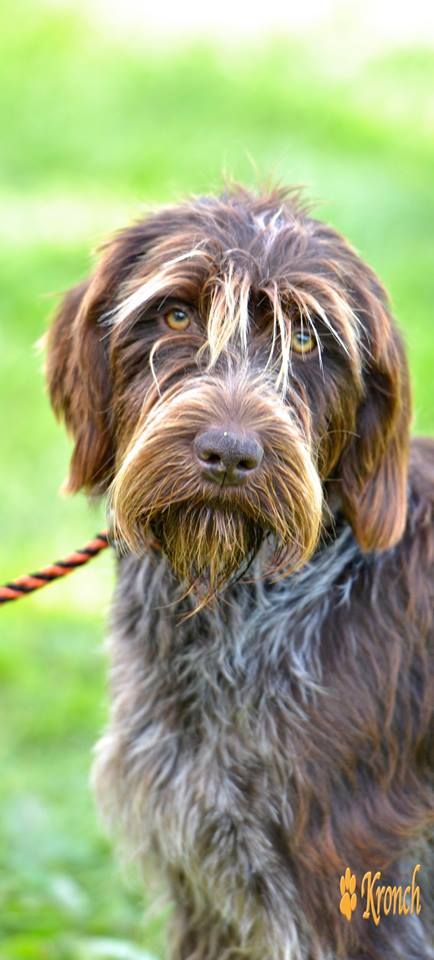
[{"xmin": 0, "ymin": 532, "xmax": 110, "ymax": 604}]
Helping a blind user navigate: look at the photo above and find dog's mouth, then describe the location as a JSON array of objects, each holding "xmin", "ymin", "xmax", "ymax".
[
  {"xmin": 125, "ymin": 483, "xmax": 320, "ymax": 607},
  {"xmin": 149, "ymin": 501, "xmax": 266, "ymax": 594},
  {"xmin": 111, "ymin": 458, "xmax": 324, "ymax": 602},
  {"xmin": 111, "ymin": 462, "xmax": 324, "ymax": 603}
]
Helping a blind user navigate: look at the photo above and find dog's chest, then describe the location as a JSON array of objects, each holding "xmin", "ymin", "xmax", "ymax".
[
  {"xmin": 117, "ymin": 567, "xmax": 335, "ymax": 887},
  {"xmin": 136, "ymin": 620, "xmax": 302, "ymax": 927},
  {"xmin": 106, "ymin": 535, "xmax": 363, "ymax": 912},
  {"xmin": 137, "ymin": 618, "xmax": 287, "ymax": 828}
]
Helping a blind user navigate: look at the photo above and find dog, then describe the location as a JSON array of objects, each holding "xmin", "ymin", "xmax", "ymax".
[{"xmin": 45, "ymin": 186, "xmax": 433, "ymax": 959}]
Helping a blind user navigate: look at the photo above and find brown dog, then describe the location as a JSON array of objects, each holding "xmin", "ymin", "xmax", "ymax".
[{"xmin": 46, "ymin": 187, "xmax": 433, "ymax": 959}]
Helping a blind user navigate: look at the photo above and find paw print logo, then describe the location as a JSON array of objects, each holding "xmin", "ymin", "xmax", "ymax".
[{"xmin": 339, "ymin": 867, "xmax": 357, "ymax": 921}]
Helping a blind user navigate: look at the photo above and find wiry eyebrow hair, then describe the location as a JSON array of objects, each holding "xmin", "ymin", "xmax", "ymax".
[
  {"xmin": 101, "ymin": 237, "xmax": 363, "ymax": 393},
  {"xmin": 202, "ymin": 267, "xmax": 362, "ymax": 392},
  {"xmin": 101, "ymin": 245, "xmax": 211, "ymax": 328}
]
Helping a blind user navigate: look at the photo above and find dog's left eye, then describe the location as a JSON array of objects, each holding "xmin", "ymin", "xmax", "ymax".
[
  {"xmin": 291, "ymin": 328, "xmax": 316, "ymax": 354},
  {"xmin": 164, "ymin": 307, "xmax": 192, "ymax": 331}
]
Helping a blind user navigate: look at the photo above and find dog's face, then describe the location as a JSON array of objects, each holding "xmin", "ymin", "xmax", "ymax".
[{"xmin": 46, "ymin": 187, "xmax": 411, "ymax": 596}]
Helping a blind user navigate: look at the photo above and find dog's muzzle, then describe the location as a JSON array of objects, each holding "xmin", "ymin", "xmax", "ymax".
[{"xmin": 110, "ymin": 371, "xmax": 323, "ymax": 597}]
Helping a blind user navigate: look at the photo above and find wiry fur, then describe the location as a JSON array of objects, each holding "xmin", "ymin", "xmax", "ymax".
[{"xmin": 45, "ymin": 186, "xmax": 434, "ymax": 959}]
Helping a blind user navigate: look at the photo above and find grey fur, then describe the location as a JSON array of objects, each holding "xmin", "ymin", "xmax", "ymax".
[{"xmin": 93, "ymin": 531, "xmax": 362, "ymax": 959}]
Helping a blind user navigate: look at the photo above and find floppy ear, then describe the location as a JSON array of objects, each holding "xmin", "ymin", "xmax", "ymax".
[
  {"xmin": 45, "ymin": 219, "xmax": 157, "ymax": 493},
  {"xmin": 45, "ymin": 274, "xmax": 115, "ymax": 494},
  {"xmin": 338, "ymin": 302, "xmax": 411, "ymax": 552}
]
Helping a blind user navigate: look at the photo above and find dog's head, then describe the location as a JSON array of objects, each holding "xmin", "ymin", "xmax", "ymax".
[{"xmin": 46, "ymin": 186, "xmax": 411, "ymax": 595}]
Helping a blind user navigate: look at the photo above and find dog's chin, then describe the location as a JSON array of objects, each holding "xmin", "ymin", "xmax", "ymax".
[
  {"xmin": 112, "ymin": 465, "xmax": 324, "ymax": 604},
  {"xmin": 150, "ymin": 503, "xmax": 265, "ymax": 599}
]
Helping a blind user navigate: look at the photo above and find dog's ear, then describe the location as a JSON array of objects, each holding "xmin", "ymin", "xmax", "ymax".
[
  {"xmin": 45, "ymin": 221, "xmax": 156, "ymax": 493},
  {"xmin": 338, "ymin": 298, "xmax": 411, "ymax": 552},
  {"xmin": 45, "ymin": 273, "xmax": 115, "ymax": 494}
]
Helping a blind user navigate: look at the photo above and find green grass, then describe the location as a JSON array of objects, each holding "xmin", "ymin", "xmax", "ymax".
[{"xmin": 0, "ymin": 2, "xmax": 433, "ymax": 956}]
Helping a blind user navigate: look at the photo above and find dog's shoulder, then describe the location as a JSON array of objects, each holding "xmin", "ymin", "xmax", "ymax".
[
  {"xmin": 409, "ymin": 436, "xmax": 434, "ymax": 511},
  {"xmin": 402, "ymin": 438, "xmax": 434, "ymax": 603}
]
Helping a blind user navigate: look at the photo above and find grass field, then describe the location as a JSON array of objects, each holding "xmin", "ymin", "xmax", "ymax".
[{"xmin": 0, "ymin": 3, "xmax": 433, "ymax": 957}]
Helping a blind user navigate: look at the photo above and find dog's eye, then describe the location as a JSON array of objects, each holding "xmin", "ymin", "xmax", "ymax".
[
  {"xmin": 164, "ymin": 307, "xmax": 192, "ymax": 331},
  {"xmin": 291, "ymin": 328, "xmax": 316, "ymax": 354}
]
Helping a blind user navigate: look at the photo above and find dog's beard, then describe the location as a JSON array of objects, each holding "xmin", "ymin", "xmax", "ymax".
[
  {"xmin": 110, "ymin": 374, "xmax": 324, "ymax": 603},
  {"xmin": 111, "ymin": 461, "xmax": 323, "ymax": 603},
  {"xmin": 151, "ymin": 502, "xmax": 265, "ymax": 596}
]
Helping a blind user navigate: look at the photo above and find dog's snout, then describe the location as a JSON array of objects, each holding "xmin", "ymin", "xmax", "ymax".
[{"xmin": 194, "ymin": 429, "xmax": 264, "ymax": 485}]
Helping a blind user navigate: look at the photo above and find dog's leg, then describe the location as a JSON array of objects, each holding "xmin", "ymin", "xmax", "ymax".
[
  {"xmin": 168, "ymin": 899, "xmax": 242, "ymax": 960},
  {"xmin": 169, "ymin": 910, "xmax": 240, "ymax": 960},
  {"xmin": 167, "ymin": 869, "xmax": 242, "ymax": 960}
]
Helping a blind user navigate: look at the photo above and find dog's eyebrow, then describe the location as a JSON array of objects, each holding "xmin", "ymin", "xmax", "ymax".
[
  {"xmin": 101, "ymin": 247, "xmax": 208, "ymax": 328},
  {"xmin": 284, "ymin": 282, "xmax": 362, "ymax": 367},
  {"xmin": 203, "ymin": 264, "xmax": 252, "ymax": 370}
]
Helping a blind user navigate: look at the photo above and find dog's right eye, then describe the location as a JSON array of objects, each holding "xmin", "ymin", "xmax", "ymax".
[
  {"xmin": 164, "ymin": 307, "xmax": 192, "ymax": 331},
  {"xmin": 290, "ymin": 327, "xmax": 317, "ymax": 355}
]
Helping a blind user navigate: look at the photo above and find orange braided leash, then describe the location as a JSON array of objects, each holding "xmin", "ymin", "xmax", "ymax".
[{"xmin": 0, "ymin": 532, "xmax": 110, "ymax": 604}]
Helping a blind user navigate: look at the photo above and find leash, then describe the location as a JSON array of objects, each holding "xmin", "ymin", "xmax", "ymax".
[{"xmin": 0, "ymin": 532, "xmax": 110, "ymax": 605}]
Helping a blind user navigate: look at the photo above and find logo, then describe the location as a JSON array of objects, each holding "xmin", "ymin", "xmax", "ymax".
[
  {"xmin": 339, "ymin": 864, "xmax": 422, "ymax": 925},
  {"xmin": 339, "ymin": 867, "xmax": 357, "ymax": 920}
]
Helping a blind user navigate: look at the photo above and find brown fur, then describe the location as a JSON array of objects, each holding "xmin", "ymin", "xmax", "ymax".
[{"xmin": 46, "ymin": 186, "xmax": 433, "ymax": 959}]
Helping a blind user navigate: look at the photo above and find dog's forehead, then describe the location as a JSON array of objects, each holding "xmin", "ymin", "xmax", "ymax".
[
  {"xmin": 154, "ymin": 191, "xmax": 310, "ymax": 261},
  {"xmin": 193, "ymin": 192, "xmax": 292, "ymax": 233},
  {"xmin": 115, "ymin": 190, "xmax": 322, "ymax": 305},
  {"xmin": 108, "ymin": 189, "xmax": 363, "ymax": 381},
  {"xmin": 109, "ymin": 193, "xmax": 309, "ymax": 319}
]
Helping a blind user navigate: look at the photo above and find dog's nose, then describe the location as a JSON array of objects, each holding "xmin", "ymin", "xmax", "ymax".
[{"xmin": 194, "ymin": 429, "xmax": 264, "ymax": 485}]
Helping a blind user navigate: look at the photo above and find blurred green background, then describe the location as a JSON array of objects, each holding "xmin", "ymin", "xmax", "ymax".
[{"xmin": 0, "ymin": 1, "xmax": 433, "ymax": 957}]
